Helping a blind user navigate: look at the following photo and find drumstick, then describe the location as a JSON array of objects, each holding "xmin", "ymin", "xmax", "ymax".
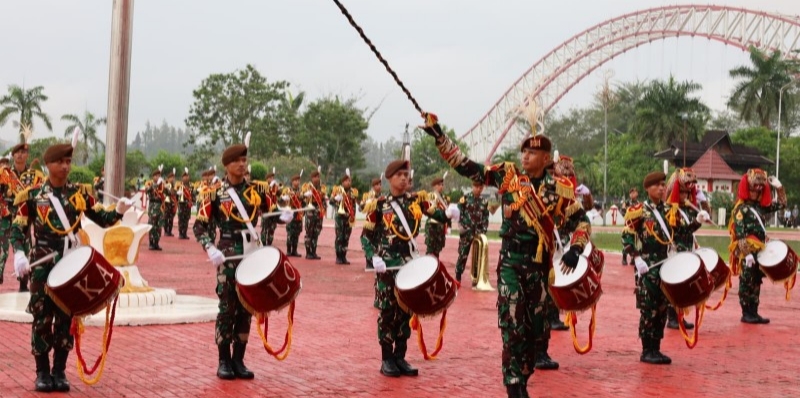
[
  {"xmin": 98, "ymin": 190, "xmax": 144, "ymax": 210},
  {"xmin": 684, "ymin": 200, "xmax": 719, "ymax": 228},
  {"xmin": 262, "ymin": 206, "xmax": 316, "ymax": 218},
  {"xmin": 12, "ymin": 252, "xmax": 58, "ymax": 277}
]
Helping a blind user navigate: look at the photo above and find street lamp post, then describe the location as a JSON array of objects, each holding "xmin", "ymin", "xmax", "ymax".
[
  {"xmin": 681, "ymin": 113, "xmax": 689, "ymax": 167},
  {"xmin": 774, "ymin": 79, "xmax": 796, "ymax": 226}
]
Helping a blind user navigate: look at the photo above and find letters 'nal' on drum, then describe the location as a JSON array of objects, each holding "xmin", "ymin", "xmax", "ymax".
[{"xmin": 549, "ymin": 255, "xmax": 602, "ymax": 312}]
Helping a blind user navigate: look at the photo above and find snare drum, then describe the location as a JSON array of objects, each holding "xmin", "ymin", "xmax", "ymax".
[
  {"xmin": 694, "ymin": 248, "xmax": 730, "ymax": 291},
  {"xmin": 236, "ymin": 246, "xmax": 302, "ymax": 315},
  {"xmin": 549, "ymin": 255, "xmax": 602, "ymax": 312},
  {"xmin": 757, "ymin": 240, "xmax": 799, "ymax": 283},
  {"xmin": 659, "ymin": 252, "xmax": 714, "ymax": 309},
  {"xmin": 582, "ymin": 241, "xmax": 605, "ymax": 277},
  {"xmin": 46, "ymin": 246, "xmax": 123, "ymax": 317},
  {"xmin": 395, "ymin": 256, "xmax": 457, "ymax": 316}
]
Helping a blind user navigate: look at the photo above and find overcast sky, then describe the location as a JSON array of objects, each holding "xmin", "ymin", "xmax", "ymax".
[{"xmin": 2, "ymin": 0, "xmax": 800, "ymax": 148}]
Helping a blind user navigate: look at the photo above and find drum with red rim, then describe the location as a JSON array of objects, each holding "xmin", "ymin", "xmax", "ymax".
[
  {"xmin": 395, "ymin": 256, "xmax": 457, "ymax": 316},
  {"xmin": 694, "ymin": 247, "xmax": 730, "ymax": 291},
  {"xmin": 757, "ymin": 240, "xmax": 799, "ymax": 283},
  {"xmin": 549, "ymin": 255, "xmax": 602, "ymax": 312},
  {"xmin": 236, "ymin": 246, "xmax": 302, "ymax": 315},
  {"xmin": 46, "ymin": 246, "xmax": 123, "ymax": 317},
  {"xmin": 582, "ymin": 241, "xmax": 604, "ymax": 277},
  {"xmin": 659, "ymin": 252, "xmax": 714, "ymax": 309}
]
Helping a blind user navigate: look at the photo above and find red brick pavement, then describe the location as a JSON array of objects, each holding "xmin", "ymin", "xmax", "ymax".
[{"xmin": 1, "ymin": 220, "xmax": 799, "ymax": 397}]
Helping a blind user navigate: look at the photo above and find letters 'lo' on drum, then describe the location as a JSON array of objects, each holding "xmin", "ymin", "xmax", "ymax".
[
  {"xmin": 46, "ymin": 246, "xmax": 123, "ymax": 317},
  {"xmin": 757, "ymin": 240, "xmax": 799, "ymax": 283},
  {"xmin": 394, "ymin": 256, "xmax": 457, "ymax": 317},
  {"xmin": 549, "ymin": 255, "xmax": 602, "ymax": 312},
  {"xmin": 236, "ymin": 246, "xmax": 302, "ymax": 315},
  {"xmin": 694, "ymin": 247, "xmax": 730, "ymax": 292},
  {"xmin": 659, "ymin": 252, "xmax": 714, "ymax": 309}
]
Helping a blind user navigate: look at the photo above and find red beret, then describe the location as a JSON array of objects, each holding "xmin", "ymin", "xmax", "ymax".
[
  {"xmin": 11, "ymin": 142, "xmax": 29, "ymax": 154},
  {"xmin": 222, "ymin": 144, "xmax": 247, "ymax": 166},
  {"xmin": 371, "ymin": 178, "xmax": 381, "ymax": 186},
  {"xmin": 43, "ymin": 144, "xmax": 73, "ymax": 163},
  {"xmin": 519, "ymin": 135, "xmax": 552, "ymax": 152},
  {"xmin": 643, "ymin": 172, "xmax": 666, "ymax": 189},
  {"xmin": 310, "ymin": 170, "xmax": 320, "ymax": 178},
  {"xmin": 431, "ymin": 177, "xmax": 444, "ymax": 186},
  {"xmin": 384, "ymin": 160, "xmax": 409, "ymax": 179}
]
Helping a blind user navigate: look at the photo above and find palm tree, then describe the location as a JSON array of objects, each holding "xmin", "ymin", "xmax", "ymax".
[
  {"xmin": 727, "ymin": 46, "xmax": 800, "ymax": 129},
  {"xmin": 633, "ymin": 76, "xmax": 710, "ymax": 147},
  {"xmin": 491, "ymin": 148, "xmax": 519, "ymax": 165},
  {"xmin": 62, "ymin": 111, "xmax": 106, "ymax": 164},
  {"xmin": 0, "ymin": 85, "xmax": 52, "ymax": 141}
]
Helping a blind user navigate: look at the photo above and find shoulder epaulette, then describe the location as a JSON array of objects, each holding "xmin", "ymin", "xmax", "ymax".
[
  {"xmin": 361, "ymin": 198, "xmax": 378, "ymax": 215},
  {"xmin": 13, "ymin": 186, "xmax": 36, "ymax": 206},
  {"xmin": 624, "ymin": 203, "xmax": 644, "ymax": 221},
  {"xmin": 553, "ymin": 176, "xmax": 575, "ymax": 200}
]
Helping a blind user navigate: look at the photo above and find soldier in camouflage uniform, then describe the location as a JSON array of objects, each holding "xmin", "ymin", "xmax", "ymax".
[
  {"xmin": 361, "ymin": 159, "xmax": 454, "ymax": 378},
  {"xmin": 194, "ymin": 142, "xmax": 291, "ymax": 380},
  {"xmin": 259, "ymin": 173, "xmax": 280, "ymax": 246},
  {"xmin": 663, "ymin": 168, "xmax": 707, "ymax": 329},
  {"xmin": 421, "ymin": 112, "xmax": 590, "ymax": 398},
  {"xmin": 454, "ymin": 180, "xmax": 489, "ymax": 282},
  {"xmin": 93, "ymin": 167, "xmax": 105, "ymax": 203},
  {"xmin": 12, "ymin": 142, "xmax": 129, "ymax": 392},
  {"xmin": 302, "ymin": 170, "xmax": 327, "ymax": 260},
  {"xmin": 729, "ymin": 168, "xmax": 787, "ymax": 324},
  {"xmin": 1, "ymin": 139, "xmax": 46, "ymax": 291},
  {"xmin": 281, "ymin": 175, "xmax": 304, "ymax": 257},
  {"xmin": 330, "ymin": 172, "xmax": 358, "ymax": 264},
  {"xmin": 424, "ymin": 177, "xmax": 449, "ymax": 257},
  {"xmin": 0, "ymin": 156, "xmax": 10, "ymax": 285},
  {"xmin": 176, "ymin": 169, "xmax": 193, "ymax": 239},
  {"xmin": 163, "ymin": 171, "xmax": 177, "ymax": 237},
  {"xmin": 360, "ymin": 177, "xmax": 383, "ymax": 308},
  {"xmin": 146, "ymin": 169, "xmax": 166, "ymax": 250},
  {"xmin": 620, "ymin": 188, "xmax": 639, "ymax": 265}
]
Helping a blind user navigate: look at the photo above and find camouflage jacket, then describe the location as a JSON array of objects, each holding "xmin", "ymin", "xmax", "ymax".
[
  {"xmin": 194, "ymin": 178, "xmax": 270, "ymax": 249},
  {"xmin": 434, "ymin": 135, "xmax": 591, "ymax": 263},
  {"xmin": 10, "ymin": 181, "xmax": 121, "ymax": 253},
  {"xmin": 2, "ymin": 165, "xmax": 46, "ymax": 218},
  {"xmin": 329, "ymin": 186, "xmax": 359, "ymax": 222},
  {"xmin": 457, "ymin": 192, "xmax": 489, "ymax": 234},
  {"xmin": 302, "ymin": 182, "xmax": 327, "ymax": 217},
  {"xmin": 621, "ymin": 199, "xmax": 675, "ymax": 265},
  {"xmin": 425, "ymin": 191, "xmax": 450, "ymax": 226},
  {"xmin": 145, "ymin": 180, "xmax": 165, "ymax": 205},
  {"xmin": 666, "ymin": 201, "xmax": 701, "ymax": 252},
  {"xmin": 361, "ymin": 191, "xmax": 449, "ymax": 267},
  {"xmin": 729, "ymin": 199, "xmax": 784, "ymax": 260}
]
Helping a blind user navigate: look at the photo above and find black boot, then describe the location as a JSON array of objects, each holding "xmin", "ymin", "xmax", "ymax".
[
  {"xmin": 639, "ymin": 338, "xmax": 663, "ymax": 364},
  {"xmin": 652, "ymin": 339, "xmax": 672, "ymax": 364},
  {"xmin": 379, "ymin": 343, "xmax": 401, "ymax": 377},
  {"xmin": 506, "ymin": 384, "xmax": 527, "ymax": 398},
  {"xmin": 534, "ymin": 341, "xmax": 559, "ymax": 370},
  {"xmin": 741, "ymin": 304, "xmax": 770, "ymax": 324},
  {"xmin": 335, "ymin": 253, "xmax": 344, "ymax": 264},
  {"xmin": 666, "ymin": 307, "xmax": 679, "ymax": 329},
  {"xmin": 19, "ymin": 275, "xmax": 29, "ymax": 292},
  {"xmin": 549, "ymin": 313, "xmax": 570, "ymax": 331},
  {"xmin": 341, "ymin": 253, "xmax": 350, "ymax": 265},
  {"xmin": 393, "ymin": 340, "xmax": 418, "ymax": 376},
  {"xmin": 34, "ymin": 354, "xmax": 53, "ymax": 392},
  {"xmin": 455, "ymin": 272, "xmax": 462, "ymax": 284},
  {"xmin": 307, "ymin": 247, "xmax": 321, "ymax": 260},
  {"xmin": 216, "ymin": 344, "xmax": 235, "ymax": 380},
  {"xmin": 622, "ymin": 253, "xmax": 628, "ymax": 266},
  {"xmin": 51, "ymin": 349, "xmax": 70, "ymax": 392},
  {"xmin": 231, "ymin": 342, "xmax": 255, "ymax": 379}
]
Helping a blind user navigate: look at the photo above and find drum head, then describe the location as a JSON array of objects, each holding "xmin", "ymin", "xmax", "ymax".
[
  {"xmin": 660, "ymin": 253, "xmax": 701, "ymax": 284},
  {"xmin": 694, "ymin": 248, "xmax": 719, "ymax": 272},
  {"xmin": 236, "ymin": 247, "xmax": 281, "ymax": 285},
  {"xmin": 757, "ymin": 241, "xmax": 788, "ymax": 267},
  {"xmin": 582, "ymin": 242, "xmax": 594, "ymax": 257},
  {"xmin": 552, "ymin": 256, "xmax": 589, "ymax": 287},
  {"xmin": 48, "ymin": 247, "xmax": 94, "ymax": 287},
  {"xmin": 395, "ymin": 256, "xmax": 439, "ymax": 290}
]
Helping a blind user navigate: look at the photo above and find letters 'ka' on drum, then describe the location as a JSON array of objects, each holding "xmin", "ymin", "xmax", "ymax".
[
  {"xmin": 757, "ymin": 240, "xmax": 799, "ymax": 284},
  {"xmin": 659, "ymin": 252, "xmax": 714, "ymax": 309},
  {"xmin": 46, "ymin": 246, "xmax": 123, "ymax": 317},
  {"xmin": 694, "ymin": 247, "xmax": 730, "ymax": 292},
  {"xmin": 236, "ymin": 246, "xmax": 302, "ymax": 315},
  {"xmin": 395, "ymin": 256, "xmax": 457, "ymax": 317},
  {"xmin": 550, "ymin": 255, "xmax": 602, "ymax": 312}
]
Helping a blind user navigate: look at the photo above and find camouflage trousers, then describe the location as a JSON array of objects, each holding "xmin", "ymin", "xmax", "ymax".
[
  {"xmin": 424, "ymin": 221, "xmax": 446, "ymax": 257},
  {"xmin": 286, "ymin": 220, "xmax": 303, "ymax": 252},
  {"xmin": 454, "ymin": 230, "xmax": 477, "ymax": 277},
  {"xmin": 738, "ymin": 261, "xmax": 765, "ymax": 308},
  {"xmin": 260, "ymin": 215, "xmax": 277, "ymax": 246},
  {"xmin": 148, "ymin": 203, "xmax": 164, "ymax": 246},
  {"xmin": 304, "ymin": 212, "xmax": 323, "ymax": 254},
  {"xmin": 635, "ymin": 267, "xmax": 668, "ymax": 340},
  {"xmin": 0, "ymin": 216, "xmax": 11, "ymax": 280},
  {"xmin": 164, "ymin": 202, "xmax": 176, "ymax": 234},
  {"xmin": 27, "ymin": 248, "xmax": 73, "ymax": 355},
  {"xmin": 214, "ymin": 239, "xmax": 252, "ymax": 345},
  {"xmin": 334, "ymin": 215, "xmax": 353, "ymax": 257},
  {"xmin": 177, "ymin": 203, "xmax": 191, "ymax": 237},
  {"xmin": 497, "ymin": 248, "xmax": 551, "ymax": 387},
  {"xmin": 375, "ymin": 271, "xmax": 411, "ymax": 345}
]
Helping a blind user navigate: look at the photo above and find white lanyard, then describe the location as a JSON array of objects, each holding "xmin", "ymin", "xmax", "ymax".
[
  {"xmin": 226, "ymin": 187, "xmax": 260, "ymax": 242},
  {"xmin": 47, "ymin": 192, "xmax": 78, "ymax": 248},
  {"xmin": 749, "ymin": 204, "xmax": 768, "ymax": 237},
  {"xmin": 390, "ymin": 200, "xmax": 419, "ymax": 257},
  {"xmin": 645, "ymin": 202, "xmax": 673, "ymax": 242}
]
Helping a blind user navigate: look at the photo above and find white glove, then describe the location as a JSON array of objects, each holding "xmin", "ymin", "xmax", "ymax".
[
  {"xmin": 279, "ymin": 210, "xmax": 293, "ymax": 223},
  {"xmin": 696, "ymin": 210, "xmax": 710, "ymax": 223},
  {"xmin": 334, "ymin": 194, "xmax": 343, "ymax": 202},
  {"xmin": 304, "ymin": 191, "xmax": 312, "ymax": 198},
  {"xmin": 745, "ymin": 254, "xmax": 755, "ymax": 268},
  {"xmin": 634, "ymin": 257, "xmax": 649, "ymax": 276},
  {"xmin": 575, "ymin": 185, "xmax": 591, "ymax": 195},
  {"xmin": 372, "ymin": 256, "xmax": 387, "ymax": 273},
  {"xmin": 206, "ymin": 245, "xmax": 225, "ymax": 267},
  {"xmin": 768, "ymin": 176, "xmax": 782, "ymax": 188},
  {"xmin": 445, "ymin": 203, "xmax": 460, "ymax": 220},
  {"xmin": 14, "ymin": 252, "xmax": 30, "ymax": 277},
  {"xmin": 696, "ymin": 189, "xmax": 707, "ymax": 203},
  {"xmin": 281, "ymin": 195, "xmax": 290, "ymax": 201},
  {"xmin": 269, "ymin": 180, "xmax": 279, "ymax": 188},
  {"xmin": 116, "ymin": 198, "xmax": 133, "ymax": 214}
]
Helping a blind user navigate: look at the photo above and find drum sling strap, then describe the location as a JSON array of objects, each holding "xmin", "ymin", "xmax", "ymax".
[
  {"xmin": 390, "ymin": 200, "xmax": 420, "ymax": 257},
  {"xmin": 47, "ymin": 192, "xmax": 79, "ymax": 255},
  {"xmin": 643, "ymin": 202, "xmax": 674, "ymax": 270},
  {"xmin": 226, "ymin": 187, "xmax": 261, "ymax": 254}
]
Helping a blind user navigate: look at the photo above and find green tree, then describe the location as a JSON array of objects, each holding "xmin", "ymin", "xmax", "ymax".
[
  {"xmin": 729, "ymin": 127, "xmax": 777, "ymax": 173},
  {"xmin": 600, "ymin": 132, "xmax": 661, "ymax": 203},
  {"xmin": 27, "ymin": 137, "xmax": 61, "ymax": 164},
  {"xmin": 491, "ymin": 148, "xmax": 519, "ymax": 165},
  {"xmin": 250, "ymin": 161, "xmax": 268, "ymax": 180},
  {"xmin": 68, "ymin": 165, "xmax": 94, "ymax": 184},
  {"xmin": 61, "ymin": 111, "xmax": 106, "ymax": 165},
  {"xmin": 125, "ymin": 150, "xmax": 150, "ymax": 180},
  {"xmin": 299, "ymin": 95, "xmax": 370, "ymax": 178},
  {"xmin": 0, "ymin": 85, "xmax": 53, "ymax": 140},
  {"xmin": 727, "ymin": 46, "xmax": 800, "ymax": 129},
  {"xmin": 633, "ymin": 76, "xmax": 710, "ymax": 147},
  {"xmin": 263, "ymin": 155, "xmax": 317, "ymax": 185},
  {"xmin": 88, "ymin": 154, "xmax": 105, "ymax": 176},
  {"xmin": 149, "ymin": 150, "xmax": 185, "ymax": 178}
]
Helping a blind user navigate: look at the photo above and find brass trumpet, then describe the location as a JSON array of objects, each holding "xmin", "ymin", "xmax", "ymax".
[{"xmin": 470, "ymin": 234, "xmax": 494, "ymax": 291}]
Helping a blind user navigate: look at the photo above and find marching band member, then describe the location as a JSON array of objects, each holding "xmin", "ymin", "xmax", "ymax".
[
  {"xmin": 176, "ymin": 168, "xmax": 193, "ymax": 240},
  {"xmin": 361, "ymin": 159, "xmax": 455, "ymax": 378},
  {"xmin": 420, "ymin": 110, "xmax": 589, "ymax": 398},
  {"xmin": 12, "ymin": 140, "xmax": 131, "ymax": 392},
  {"xmin": 302, "ymin": 168, "xmax": 327, "ymax": 260},
  {"xmin": 454, "ymin": 180, "xmax": 489, "ymax": 283},
  {"xmin": 93, "ymin": 167, "xmax": 105, "ymax": 203},
  {"xmin": 361, "ymin": 177, "xmax": 383, "ymax": 308},
  {"xmin": 163, "ymin": 169, "xmax": 178, "ymax": 237},
  {"xmin": 729, "ymin": 168, "xmax": 786, "ymax": 324},
  {"xmin": 424, "ymin": 176, "xmax": 449, "ymax": 258},
  {"xmin": 145, "ymin": 168, "xmax": 166, "ymax": 251},
  {"xmin": 0, "ymin": 156, "xmax": 11, "ymax": 285},
  {"xmin": 620, "ymin": 188, "xmax": 640, "ymax": 266},
  {"xmin": 281, "ymin": 174, "xmax": 304, "ymax": 257},
  {"xmin": 330, "ymin": 169, "xmax": 359, "ymax": 264},
  {"xmin": 259, "ymin": 171, "xmax": 280, "ymax": 246}
]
